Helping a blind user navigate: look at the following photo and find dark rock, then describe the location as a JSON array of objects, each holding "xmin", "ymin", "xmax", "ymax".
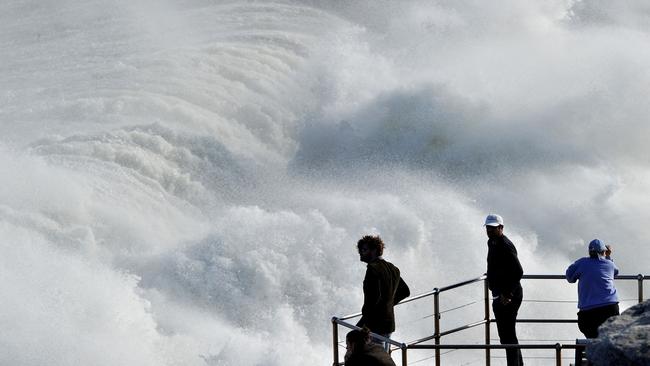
[{"xmin": 587, "ymin": 300, "xmax": 650, "ymax": 366}]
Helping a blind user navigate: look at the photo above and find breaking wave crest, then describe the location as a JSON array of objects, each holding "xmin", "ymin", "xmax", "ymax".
[{"xmin": 1, "ymin": 1, "xmax": 650, "ymax": 365}]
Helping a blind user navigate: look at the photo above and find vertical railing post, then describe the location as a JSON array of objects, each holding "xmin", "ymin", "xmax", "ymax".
[
  {"xmin": 484, "ymin": 279, "xmax": 491, "ymax": 366},
  {"xmin": 555, "ymin": 343, "xmax": 562, "ymax": 366},
  {"xmin": 332, "ymin": 317, "xmax": 339, "ymax": 366},
  {"xmin": 638, "ymin": 274, "xmax": 644, "ymax": 303},
  {"xmin": 433, "ymin": 288, "xmax": 441, "ymax": 366},
  {"xmin": 401, "ymin": 343, "xmax": 408, "ymax": 366}
]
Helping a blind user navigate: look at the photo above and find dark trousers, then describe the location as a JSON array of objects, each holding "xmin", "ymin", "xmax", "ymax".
[
  {"xmin": 577, "ymin": 303, "xmax": 619, "ymax": 338},
  {"xmin": 493, "ymin": 286, "xmax": 523, "ymax": 366}
]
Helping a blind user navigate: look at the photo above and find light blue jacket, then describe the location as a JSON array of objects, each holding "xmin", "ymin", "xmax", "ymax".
[{"xmin": 566, "ymin": 257, "xmax": 619, "ymax": 311}]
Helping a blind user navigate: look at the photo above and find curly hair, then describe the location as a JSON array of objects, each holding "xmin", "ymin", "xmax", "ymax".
[
  {"xmin": 346, "ymin": 327, "xmax": 371, "ymax": 349},
  {"xmin": 357, "ymin": 235, "xmax": 385, "ymax": 256}
]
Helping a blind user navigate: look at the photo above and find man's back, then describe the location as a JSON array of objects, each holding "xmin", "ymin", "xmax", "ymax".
[
  {"xmin": 566, "ymin": 257, "xmax": 619, "ymax": 310},
  {"xmin": 358, "ymin": 259, "xmax": 409, "ymax": 334},
  {"xmin": 487, "ymin": 235, "xmax": 523, "ymax": 297}
]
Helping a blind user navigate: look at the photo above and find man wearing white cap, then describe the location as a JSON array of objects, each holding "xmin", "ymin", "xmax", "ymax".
[
  {"xmin": 485, "ymin": 214, "xmax": 524, "ymax": 366},
  {"xmin": 565, "ymin": 239, "xmax": 619, "ymax": 338}
]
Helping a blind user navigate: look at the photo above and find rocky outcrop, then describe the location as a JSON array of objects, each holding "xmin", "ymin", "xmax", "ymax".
[{"xmin": 587, "ymin": 300, "xmax": 650, "ymax": 366}]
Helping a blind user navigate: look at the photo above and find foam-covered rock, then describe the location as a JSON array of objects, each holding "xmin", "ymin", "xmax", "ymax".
[{"xmin": 587, "ymin": 300, "xmax": 650, "ymax": 366}]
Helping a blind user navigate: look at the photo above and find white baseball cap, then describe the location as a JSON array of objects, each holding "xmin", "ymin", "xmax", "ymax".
[{"xmin": 484, "ymin": 214, "xmax": 504, "ymax": 227}]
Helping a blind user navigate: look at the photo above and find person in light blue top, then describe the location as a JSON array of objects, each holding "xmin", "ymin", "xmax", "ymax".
[{"xmin": 566, "ymin": 239, "xmax": 620, "ymax": 338}]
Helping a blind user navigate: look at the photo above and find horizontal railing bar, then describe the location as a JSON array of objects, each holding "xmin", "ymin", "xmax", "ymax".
[
  {"xmin": 522, "ymin": 274, "xmax": 566, "ymax": 279},
  {"xmin": 518, "ymin": 339, "xmax": 577, "ymax": 342},
  {"xmin": 523, "ymin": 299, "xmax": 577, "ymax": 303},
  {"xmin": 406, "ymin": 334, "xmax": 438, "ymax": 346},
  {"xmin": 338, "ymin": 275, "xmax": 487, "ymax": 319},
  {"xmin": 440, "ymin": 300, "xmax": 480, "ymax": 314},
  {"xmin": 332, "ymin": 318, "xmax": 404, "ymax": 347},
  {"xmin": 408, "ymin": 343, "xmax": 583, "ymax": 350},
  {"xmin": 338, "ymin": 283, "xmax": 459, "ymax": 320},
  {"xmin": 523, "ymin": 274, "xmax": 649, "ymax": 280},
  {"xmin": 516, "ymin": 319, "xmax": 578, "ymax": 323},
  {"xmin": 439, "ymin": 320, "xmax": 488, "ymax": 337},
  {"xmin": 334, "ymin": 274, "xmax": 648, "ymax": 319},
  {"xmin": 438, "ymin": 275, "xmax": 487, "ymax": 293},
  {"xmin": 615, "ymin": 275, "xmax": 650, "ymax": 280},
  {"xmin": 407, "ymin": 320, "xmax": 489, "ymax": 346},
  {"xmin": 398, "ymin": 289, "xmax": 442, "ymax": 304},
  {"xmin": 486, "ymin": 318, "xmax": 578, "ymax": 324},
  {"xmin": 493, "ymin": 356, "xmax": 575, "ymax": 360},
  {"xmin": 338, "ymin": 312, "xmax": 361, "ymax": 321}
]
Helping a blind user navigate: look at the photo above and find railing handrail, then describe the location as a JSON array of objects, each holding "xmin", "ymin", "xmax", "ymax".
[
  {"xmin": 331, "ymin": 317, "xmax": 405, "ymax": 348},
  {"xmin": 332, "ymin": 273, "xmax": 649, "ymax": 366},
  {"xmin": 337, "ymin": 273, "xmax": 646, "ymax": 320},
  {"xmin": 407, "ymin": 343, "xmax": 583, "ymax": 350},
  {"xmin": 523, "ymin": 273, "xmax": 649, "ymax": 280}
]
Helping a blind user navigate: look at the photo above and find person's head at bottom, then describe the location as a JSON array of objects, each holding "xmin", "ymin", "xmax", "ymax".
[
  {"xmin": 346, "ymin": 327, "xmax": 397, "ymax": 366},
  {"xmin": 346, "ymin": 327, "xmax": 371, "ymax": 358}
]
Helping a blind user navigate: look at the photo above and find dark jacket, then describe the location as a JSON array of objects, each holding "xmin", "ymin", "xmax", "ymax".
[
  {"xmin": 487, "ymin": 235, "xmax": 523, "ymax": 298},
  {"xmin": 357, "ymin": 259, "xmax": 410, "ymax": 334},
  {"xmin": 345, "ymin": 343, "xmax": 397, "ymax": 366}
]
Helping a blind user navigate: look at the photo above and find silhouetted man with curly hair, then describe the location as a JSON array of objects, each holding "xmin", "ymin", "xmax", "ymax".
[{"xmin": 356, "ymin": 235, "xmax": 410, "ymax": 351}]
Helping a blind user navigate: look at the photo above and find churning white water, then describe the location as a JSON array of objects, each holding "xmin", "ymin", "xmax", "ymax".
[{"xmin": 1, "ymin": 1, "xmax": 650, "ymax": 365}]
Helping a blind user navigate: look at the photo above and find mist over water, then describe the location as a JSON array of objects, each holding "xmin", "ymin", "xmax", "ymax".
[{"xmin": 1, "ymin": 1, "xmax": 650, "ymax": 365}]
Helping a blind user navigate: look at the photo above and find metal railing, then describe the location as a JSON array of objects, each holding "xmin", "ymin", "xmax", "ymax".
[{"xmin": 332, "ymin": 273, "xmax": 649, "ymax": 366}]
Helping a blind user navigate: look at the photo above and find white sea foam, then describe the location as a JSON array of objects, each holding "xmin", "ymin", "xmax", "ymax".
[{"xmin": 1, "ymin": 1, "xmax": 649, "ymax": 365}]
